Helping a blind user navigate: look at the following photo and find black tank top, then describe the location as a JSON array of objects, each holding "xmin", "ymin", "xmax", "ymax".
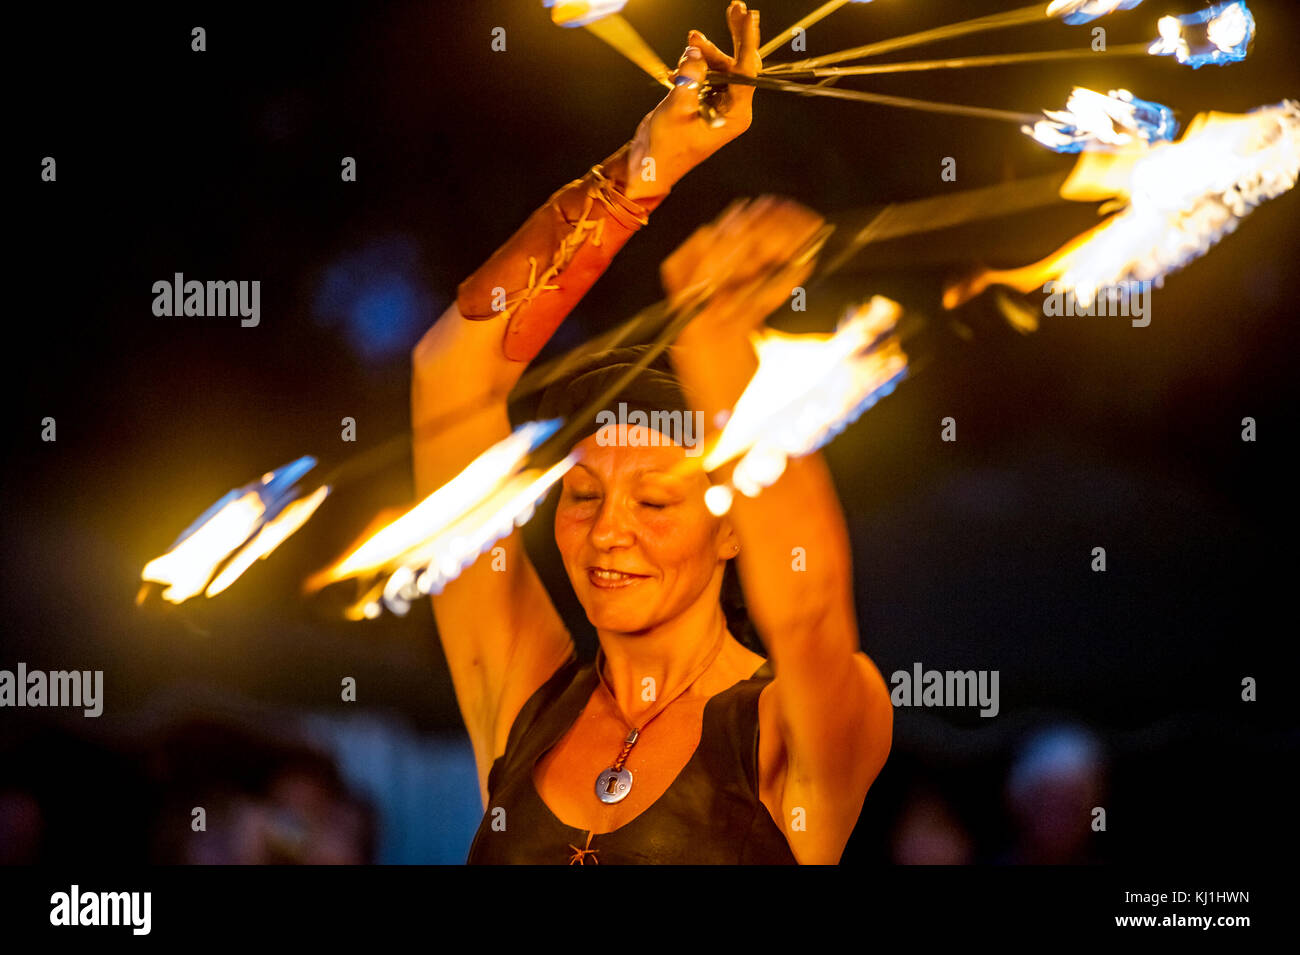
[{"xmin": 466, "ymin": 652, "xmax": 798, "ymax": 864}]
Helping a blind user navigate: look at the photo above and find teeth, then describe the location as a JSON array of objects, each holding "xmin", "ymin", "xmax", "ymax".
[{"xmin": 592, "ymin": 569, "xmax": 637, "ymax": 581}]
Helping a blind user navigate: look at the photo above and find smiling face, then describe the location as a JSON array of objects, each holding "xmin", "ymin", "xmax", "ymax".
[{"xmin": 555, "ymin": 424, "xmax": 734, "ymax": 635}]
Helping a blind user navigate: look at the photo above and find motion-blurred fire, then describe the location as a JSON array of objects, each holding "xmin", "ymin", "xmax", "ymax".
[
  {"xmin": 141, "ymin": 457, "xmax": 329, "ymax": 604},
  {"xmin": 1046, "ymin": 0, "xmax": 1145, "ymax": 26},
  {"xmin": 1149, "ymin": 1, "xmax": 1255, "ymax": 69},
  {"xmin": 947, "ymin": 100, "xmax": 1300, "ymax": 309},
  {"xmin": 307, "ymin": 420, "xmax": 574, "ymax": 618},
  {"xmin": 1023, "ymin": 88, "xmax": 1177, "ymax": 153},
  {"xmin": 546, "ymin": 0, "xmax": 627, "ymax": 28},
  {"xmin": 702, "ymin": 297, "xmax": 908, "ymax": 508}
]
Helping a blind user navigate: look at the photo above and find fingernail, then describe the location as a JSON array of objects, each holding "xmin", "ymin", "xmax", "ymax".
[{"xmin": 685, "ymin": 46, "xmax": 702, "ymax": 59}]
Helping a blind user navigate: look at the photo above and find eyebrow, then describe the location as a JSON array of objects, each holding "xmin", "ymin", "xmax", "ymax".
[{"xmin": 568, "ymin": 464, "xmax": 678, "ymax": 481}]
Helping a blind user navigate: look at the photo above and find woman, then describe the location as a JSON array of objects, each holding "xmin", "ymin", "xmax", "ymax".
[{"xmin": 412, "ymin": 1, "xmax": 891, "ymax": 864}]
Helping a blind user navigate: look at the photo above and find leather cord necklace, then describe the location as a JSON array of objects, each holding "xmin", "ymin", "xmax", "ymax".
[{"xmin": 592, "ymin": 628, "xmax": 728, "ymax": 805}]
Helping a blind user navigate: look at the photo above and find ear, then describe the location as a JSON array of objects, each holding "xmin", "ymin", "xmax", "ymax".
[{"xmin": 716, "ymin": 518, "xmax": 740, "ymax": 561}]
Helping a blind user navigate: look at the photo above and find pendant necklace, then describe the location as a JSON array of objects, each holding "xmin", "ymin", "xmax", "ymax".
[{"xmin": 592, "ymin": 629, "xmax": 728, "ymax": 805}]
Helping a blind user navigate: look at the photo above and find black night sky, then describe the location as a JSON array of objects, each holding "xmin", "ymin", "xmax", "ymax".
[{"xmin": 5, "ymin": 0, "xmax": 1298, "ymax": 866}]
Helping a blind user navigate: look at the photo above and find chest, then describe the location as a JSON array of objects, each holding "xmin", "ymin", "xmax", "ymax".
[{"xmin": 532, "ymin": 691, "xmax": 712, "ymax": 834}]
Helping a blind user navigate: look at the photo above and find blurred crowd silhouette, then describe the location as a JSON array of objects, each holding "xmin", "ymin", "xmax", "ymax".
[{"xmin": 0, "ymin": 701, "xmax": 1124, "ymax": 865}]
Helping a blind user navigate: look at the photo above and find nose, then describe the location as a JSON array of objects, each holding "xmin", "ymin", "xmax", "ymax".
[{"xmin": 589, "ymin": 495, "xmax": 635, "ymax": 551}]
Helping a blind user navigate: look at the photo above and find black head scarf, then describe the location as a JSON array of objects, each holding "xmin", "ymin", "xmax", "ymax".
[{"xmin": 534, "ymin": 344, "xmax": 691, "ymax": 446}]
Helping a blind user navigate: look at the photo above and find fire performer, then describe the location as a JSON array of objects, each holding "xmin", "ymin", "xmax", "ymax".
[{"xmin": 412, "ymin": 1, "xmax": 890, "ymax": 864}]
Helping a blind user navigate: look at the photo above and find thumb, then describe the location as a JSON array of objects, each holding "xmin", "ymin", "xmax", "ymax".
[{"xmin": 667, "ymin": 45, "xmax": 708, "ymax": 111}]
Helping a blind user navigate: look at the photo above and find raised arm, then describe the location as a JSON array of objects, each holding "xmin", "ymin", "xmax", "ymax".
[
  {"xmin": 412, "ymin": 1, "xmax": 764, "ymax": 804},
  {"xmin": 664, "ymin": 197, "xmax": 893, "ymax": 861}
]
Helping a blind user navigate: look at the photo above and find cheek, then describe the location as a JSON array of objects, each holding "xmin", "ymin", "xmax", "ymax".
[
  {"xmin": 639, "ymin": 510, "xmax": 718, "ymax": 572},
  {"xmin": 553, "ymin": 496, "xmax": 721, "ymax": 577},
  {"xmin": 553, "ymin": 505, "xmax": 592, "ymax": 558}
]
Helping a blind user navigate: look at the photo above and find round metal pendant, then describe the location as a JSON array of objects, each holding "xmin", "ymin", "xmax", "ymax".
[{"xmin": 595, "ymin": 767, "xmax": 633, "ymax": 804}]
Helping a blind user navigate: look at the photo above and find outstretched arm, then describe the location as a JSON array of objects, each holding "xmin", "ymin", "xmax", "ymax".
[
  {"xmin": 665, "ymin": 197, "xmax": 892, "ymax": 861},
  {"xmin": 412, "ymin": 1, "xmax": 764, "ymax": 804}
]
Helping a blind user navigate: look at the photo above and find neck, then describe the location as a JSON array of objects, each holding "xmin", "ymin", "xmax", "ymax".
[{"xmin": 596, "ymin": 576, "xmax": 730, "ymax": 725}]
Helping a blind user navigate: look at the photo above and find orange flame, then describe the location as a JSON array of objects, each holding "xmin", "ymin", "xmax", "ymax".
[
  {"xmin": 205, "ymin": 486, "xmax": 329, "ymax": 597},
  {"xmin": 308, "ymin": 421, "xmax": 573, "ymax": 616},
  {"xmin": 141, "ymin": 456, "xmax": 329, "ymax": 604},
  {"xmin": 701, "ymin": 297, "xmax": 908, "ymax": 505},
  {"xmin": 546, "ymin": 0, "xmax": 626, "ymax": 27},
  {"xmin": 142, "ymin": 493, "xmax": 266, "ymax": 603},
  {"xmin": 946, "ymin": 101, "xmax": 1300, "ymax": 309}
]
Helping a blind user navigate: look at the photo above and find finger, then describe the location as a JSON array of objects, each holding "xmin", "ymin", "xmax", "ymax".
[
  {"xmin": 677, "ymin": 223, "xmax": 720, "ymax": 269},
  {"xmin": 713, "ymin": 197, "xmax": 755, "ymax": 235},
  {"xmin": 713, "ymin": 227, "xmax": 784, "ymax": 288},
  {"xmin": 719, "ymin": 7, "xmax": 760, "ymax": 114},
  {"xmin": 671, "ymin": 43, "xmax": 707, "ymax": 82},
  {"xmin": 754, "ymin": 207, "xmax": 826, "ymax": 267},
  {"xmin": 668, "ymin": 44, "xmax": 708, "ymax": 107},
  {"xmin": 663, "ymin": 222, "xmax": 714, "ymax": 272},
  {"xmin": 720, "ymin": 201, "xmax": 823, "ymax": 279},
  {"xmin": 727, "ymin": 2, "xmax": 748, "ymax": 57},
  {"xmin": 672, "ymin": 197, "xmax": 767, "ymax": 292},
  {"xmin": 767, "ymin": 198, "xmax": 826, "ymax": 243},
  {"xmin": 687, "ymin": 30, "xmax": 733, "ymax": 71},
  {"xmin": 736, "ymin": 8, "xmax": 762, "ymax": 75}
]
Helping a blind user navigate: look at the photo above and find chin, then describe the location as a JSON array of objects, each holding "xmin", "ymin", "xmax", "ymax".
[
  {"xmin": 578, "ymin": 589, "xmax": 661, "ymax": 634},
  {"xmin": 582, "ymin": 603, "xmax": 657, "ymax": 635},
  {"xmin": 567, "ymin": 567, "xmax": 657, "ymax": 631}
]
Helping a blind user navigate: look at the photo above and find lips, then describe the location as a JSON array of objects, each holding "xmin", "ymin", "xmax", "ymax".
[{"xmin": 586, "ymin": 567, "xmax": 650, "ymax": 590}]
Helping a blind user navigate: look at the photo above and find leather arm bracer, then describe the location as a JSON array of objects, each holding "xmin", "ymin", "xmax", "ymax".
[{"xmin": 456, "ymin": 142, "xmax": 666, "ymax": 362}]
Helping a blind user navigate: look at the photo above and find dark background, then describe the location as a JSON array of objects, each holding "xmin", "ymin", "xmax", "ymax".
[{"xmin": 5, "ymin": 0, "xmax": 1297, "ymax": 864}]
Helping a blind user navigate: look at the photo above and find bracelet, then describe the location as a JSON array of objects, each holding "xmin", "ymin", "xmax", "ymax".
[
  {"xmin": 586, "ymin": 163, "xmax": 652, "ymax": 231},
  {"xmin": 483, "ymin": 162, "xmax": 654, "ymax": 325}
]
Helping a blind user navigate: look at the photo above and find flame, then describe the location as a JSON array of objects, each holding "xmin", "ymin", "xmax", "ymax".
[
  {"xmin": 947, "ymin": 101, "xmax": 1300, "ymax": 309},
  {"xmin": 310, "ymin": 420, "xmax": 574, "ymax": 617},
  {"xmin": 1046, "ymin": 0, "xmax": 1144, "ymax": 26},
  {"xmin": 142, "ymin": 492, "xmax": 266, "ymax": 603},
  {"xmin": 544, "ymin": 0, "xmax": 670, "ymax": 87},
  {"xmin": 141, "ymin": 456, "xmax": 326, "ymax": 604},
  {"xmin": 1023, "ymin": 87, "xmax": 1177, "ymax": 153},
  {"xmin": 700, "ymin": 298, "xmax": 908, "ymax": 504},
  {"xmin": 205, "ymin": 486, "xmax": 330, "ymax": 597},
  {"xmin": 323, "ymin": 420, "xmax": 557, "ymax": 579},
  {"xmin": 1149, "ymin": 1, "xmax": 1255, "ymax": 68},
  {"xmin": 375, "ymin": 457, "xmax": 575, "ymax": 615},
  {"xmin": 545, "ymin": 0, "xmax": 627, "ymax": 28}
]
